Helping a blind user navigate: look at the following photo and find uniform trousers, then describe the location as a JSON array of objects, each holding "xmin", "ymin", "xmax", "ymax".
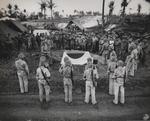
[
  {"xmin": 85, "ymin": 81, "xmax": 97, "ymax": 105},
  {"xmin": 63, "ymin": 78, "xmax": 72, "ymax": 103},
  {"xmin": 38, "ymin": 80, "xmax": 50, "ymax": 102},
  {"xmin": 113, "ymin": 80, "xmax": 125, "ymax": 104},
  {"xmin": 17, "ymin": 71, "xmax": 28, "ymax": 93}
]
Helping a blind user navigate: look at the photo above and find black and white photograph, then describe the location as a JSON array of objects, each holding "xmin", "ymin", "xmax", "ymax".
[{"xmin": 0, "ymin": 0, "xmax": 150, "ymax": 121}]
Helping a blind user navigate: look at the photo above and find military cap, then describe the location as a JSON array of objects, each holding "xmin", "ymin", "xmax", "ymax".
[
  {"xmin": 65, "ymin": 59, "xmax": 72, "ymax": 66},
  {"xmin": 87, "ymin": 57, "xmax": 92, "ymax": 62},
  {"xmin": 117, "ymin": 60, "xmax": 124, "ymax": 67},
  {"xmin": 64, "ymin": 56, "xmax": 69, "ymax": 63},
  {"xmin": 18, "ymin": 53, "xmax": 25, "ymax": 59}
]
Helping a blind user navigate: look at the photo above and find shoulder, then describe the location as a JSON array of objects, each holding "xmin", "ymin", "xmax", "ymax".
[{"xmin": 36, "ymin": 67, "xmax": 40, "ymax": 72}]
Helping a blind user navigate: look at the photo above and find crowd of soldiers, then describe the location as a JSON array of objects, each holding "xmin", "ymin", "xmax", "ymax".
[
  {"xmin": 11, "ymin": 28, "xmax": 148, "ymax": 68},
  {"xmin": 14, "ymin": 27, "xmax": 149, "ymax": 108}
]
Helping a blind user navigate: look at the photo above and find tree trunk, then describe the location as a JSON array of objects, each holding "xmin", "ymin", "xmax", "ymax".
[
  {"xmin": 51, "ymin": 8, "xmax": 53, "ymax": 20},
  {"xmin": 102, "ymin": 0, "xmax": 105, "ymax": 30}
]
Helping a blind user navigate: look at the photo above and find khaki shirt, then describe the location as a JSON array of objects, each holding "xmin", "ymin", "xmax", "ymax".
[
  {"xmin": 36, "ymin": 66, "xmax": 51, "ymax": 84},
  {"xmin": 15, "ymin": 59, "xmax": 29, "ymax": 74},
  {"xmin": 113, "ymin": 66, "xmax": 126, "ymax": 84},
  {"xmin": 83, "ymin": 67, "xmax": 99, "ymax": 82},
  {"xmin": 107, "ymin": 61, "xmax": 117, "ymax": 77}
]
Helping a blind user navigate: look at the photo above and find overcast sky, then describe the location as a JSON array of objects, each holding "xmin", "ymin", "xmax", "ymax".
[{"xmin": 0, "ymin": 0, "xmax": 150, "ymax": 16}]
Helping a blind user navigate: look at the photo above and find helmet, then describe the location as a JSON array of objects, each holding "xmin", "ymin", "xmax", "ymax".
[
  {"xmin": 39, "ymin": 55, "xmax": 46, "ymax": 66},
  {"xmin": 117, "ymin": 60, "xmax": 124, "ymax": 67},
  {"xmin": 87, "ymin": 57, "xmax": 92, "ymax": 62},
  {"xmin": 65, "ymin": 59, "xmax": 71, "ymax": 66},
  {"xmin": 64, "ymin": 56, "xmax": 69, "ymax": 63},
  {"xmin": 18, "ymin": 53, "xmax": 25, "ymax": 59}
]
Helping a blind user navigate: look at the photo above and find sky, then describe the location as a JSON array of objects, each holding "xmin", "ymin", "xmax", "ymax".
[{"xmin": 0, "ymin": 0, "xmax": 150, "ymax": 16}]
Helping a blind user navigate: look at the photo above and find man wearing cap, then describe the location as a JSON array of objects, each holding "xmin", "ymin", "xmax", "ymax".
[
  {"xmin": 113, "ymin": 60, "xmax": 126, "ymax": 105},
  {"xmin": 107, "ymin": 56, "xmax": 117, "ymax": 95},
  {"xmin": 83, "ymin": 57, "xmax": 99, "ymax": 105},
  {"xmin": 15, "ymin": 53, "xmax": 29, "ymax": 94},
  {"xmin": 36, "ymin": 58, "xmax": 51, "ymax": 104},
  {"xmin": 59, "ymin": 57, "xmax": 73, "ymax": 104}
]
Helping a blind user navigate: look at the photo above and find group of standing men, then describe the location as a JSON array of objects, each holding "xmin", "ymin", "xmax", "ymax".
[
  {"xmin": 14, "ymin": 31, "xmax": 146, "ymax": 107},
  {"xmin": 14, "ymin": 51, "xmax": 105, "ymax": 107}
]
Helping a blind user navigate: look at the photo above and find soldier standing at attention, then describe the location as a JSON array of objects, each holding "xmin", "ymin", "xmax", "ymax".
[
  {"xmin": 107, "ymin": 56, "xmax": 117, "ymax": 95},
  {"xmin": 15, "ymin": 53, "xmax": 29, "ymax": 94},
  {"xmin": 36, "ymin": 58, "xmax": 51, "ymax": 105},
  {"xmin": 59, "ymin": 57, "xmax": 73, "ymax": 104},
  {"xmin": 83, "ymin": 58, "xmax": 99, "ymax": 105},
  {"xmin": 113, "ymin": 60, "xmax": 126, "ymax": 105}
]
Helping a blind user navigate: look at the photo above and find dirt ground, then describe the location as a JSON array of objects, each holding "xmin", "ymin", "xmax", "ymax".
[
  {"xmin": 0, "ymin": 93, "xmax": 150, "ymax": 121},
  {"xmin": 0, "ymin": 50, "xmax": 150, "ymax": 121}
]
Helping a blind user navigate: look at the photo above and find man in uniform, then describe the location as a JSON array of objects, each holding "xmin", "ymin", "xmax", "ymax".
[
  {"xmin": 113, "ymin": 60, "xmax": 126, "ymax": 105},
  {"xmin": 102, "ymin": 39, "xmax": 109, "ymax": 64},
  {"xmin": 83, "ymin": 57, "xmax": 99, "ymax": 105},
  {"xmin": 107, "ymin": 56, "xmax": 117, "ymax": 95},
  {"xmin": 59, "ymin": 57, "xmax": 73, "ymax": 104},
  {"xmin": 36, "ymin": 57, "xmax": 51, "ymax": 105},
  {"xmin": 15, "ymin": 53, "xmax": 29, "ymax": 94}
]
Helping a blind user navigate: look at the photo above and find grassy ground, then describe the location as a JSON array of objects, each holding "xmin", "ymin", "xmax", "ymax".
[{"xmin": 0, "ymin": 50, "xmax": 150, "ymax": 94}]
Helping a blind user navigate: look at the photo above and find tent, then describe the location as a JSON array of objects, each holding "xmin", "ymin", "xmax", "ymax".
[
  {"xmin": 105, "ymin": 24, "xmax": 117, "ymax": 32},
  {"xmin": 10, "ymin": 20, "xmax": 28, "ymax": 32},
  {"xmin": 0, "ymin": 17, "xmax": 16, "ymax": 21},
  {"xmin": 0, "ymin": 21, "xmax": 20, "ymax": 38},
  {"xmin": 66, "ymin": 16, "xmax": 103, "ymax": 31},
  {"xmin": 0, "ymin": 17, "xmax": 27, "ymax": 32},
  {"xmin": 61, "ymin": 50, "xmax": 92, "ymax": 65},
  {"xmin": 57, "ymin": 23, "xmax": 68, "ymax": 30}
]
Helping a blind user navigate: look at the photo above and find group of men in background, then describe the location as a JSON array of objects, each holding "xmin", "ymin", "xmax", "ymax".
[{"xmin": 14, "ymin": 28, "xmax": 148, "ymax": 108}]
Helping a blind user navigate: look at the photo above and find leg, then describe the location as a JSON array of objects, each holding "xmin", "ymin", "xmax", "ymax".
[
  {"xmin": 64, "ymin": 85, "xmax": 68, "ymax": 102},
  {"xmin": 109, "ymin": 77, "xmax": 114, "ymax": 95},
  {"xmin": 68, "ymin": 85, "xmax": 72, "ymax": 103},
  {"xmin": 91, "ymin": 86, "xmax": 97, "ymax": 105},
  {"xmin": 38, "ymin": 82, "xmax": 44, "ymax": 102},
  {"xmin": 113, "ymin": 82, "xmax": 119, "ymax": 104},
  {"xmin": 23, "ymin": 74, "xmax": 28, "ymax": 93},
  {"xmin": 18, "ymin": 73, "xmax": 24, "ymax": 93},
  {"xmin": 45, "ymin": 85, "xmax": 50, "ymax": 102},
  {"xmin": 85, "ymin": 82, "xmax": 90, "ymax": 103},
  {"xmin": 120, "ymin": 85, "xmax": 125, "ymax": 104}
]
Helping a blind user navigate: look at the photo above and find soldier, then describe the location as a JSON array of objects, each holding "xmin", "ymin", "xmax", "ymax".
[
  {"xmin": 109, "ymin": 45, "xmax": 117, "ymax": 61},
  {"xmin": 83, "ymin": 58, "xmax": 99, "ymax": 105},
  {"xmin": 36, "ymin": 57, "xmax": 51, "ymax": 105},
  {"xmin": 130, "ymin": 44, "xmax": 139, "ymax": 72},
  {"xmin": 15, "ymin": 53, "xmax": 29, "ymax": 94},
  {"xmin": 107, "ymin": 56, "xmax": 117, "ymax": 95},
  {"xmin": 113, "ymin": 60, "xmax": 126, "ymax": 105},
  {"xmin": 102, "ymin": 39, "xmax": 109, "ymax": 64},
  {"xmin": 59, "ymin": 57, "xmax": 73, "ymax": 104}
]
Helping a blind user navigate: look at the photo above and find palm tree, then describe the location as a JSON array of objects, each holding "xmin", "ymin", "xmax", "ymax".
[
  {"xmin": 137, "ymin": 4, "xmax": 141, "ymax": 15},
  {"xmin": 121, "ymin": 0, "xmax": 131, "ymax": 17},
  {"xmin": 39, "ymin": 0, "xmax": 47, "ymax": 19},
  {"xmin": 47, "ymin": 0, "xmax": 56, "ymax": 20},
  {"xmin": 7, "ymin": 4, "xmax": 12, "ymax": 16},
  {"xmin": 23, "ymin": 9, "xmax": 26, "ymax": 13},
  {"xmin": 102, "ymin": 0, "xmax": 105, "ymax": 27},
  {"xmin": 14, "ymin": 4, "xmax": 19, "ymax": 18},
  {"xmin": 108, "ymin": 1, "xmax": 114, "ymax": 17},
  {"xmin": 14, "ymin": 4, "xmax": 19, "ymax": 11},
  {"xmin": 145, "ymin": 0, "xmax": 150, "ymax": 3}
]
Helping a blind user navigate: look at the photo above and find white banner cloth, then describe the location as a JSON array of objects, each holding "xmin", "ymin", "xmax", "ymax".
[{"xmin": 61, "ymin": 51, "xmax": 92, "ymax": 65}]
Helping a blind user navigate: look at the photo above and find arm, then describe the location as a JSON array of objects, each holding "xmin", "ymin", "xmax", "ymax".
[
  {"xmin": 94, "ymin": 68, "xmax": 99, "ymax": 79},
  {"xmin": 25, "ymin": 62, "xmax": 29, "ymax": 75},
  {"xmin": 83, "ymin": 70, "xmax": 86, "ymax": 80},
  {"xmin": 59, "ymin": 65, "xmax": 64, "ymax": 74},
  {"xmin": 36, "ymin": 68, "xmax": 39, "ymax": 80}
]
